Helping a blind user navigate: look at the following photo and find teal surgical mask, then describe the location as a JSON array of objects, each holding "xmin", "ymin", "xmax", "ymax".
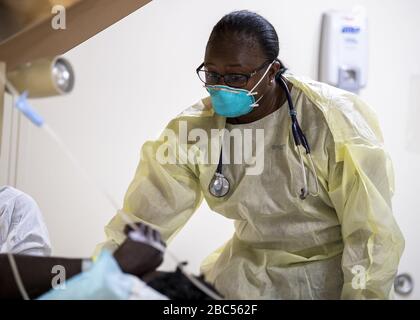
[{"xmin": 206, "ymin": 61, "xmax": 274, "ymax": 118}]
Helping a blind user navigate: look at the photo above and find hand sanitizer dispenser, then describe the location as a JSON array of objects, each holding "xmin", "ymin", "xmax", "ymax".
[{"xmin": 319, "ymin": 8, "xmax": 368, "ymax": 93}]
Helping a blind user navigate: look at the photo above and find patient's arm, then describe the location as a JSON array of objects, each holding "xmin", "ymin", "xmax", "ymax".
[
  {"xmin": 0, "ymin": 223, "xmax": 165, "ymax": 299},
  {"xmin": 0, "ymin": 255, "xmax": 83, "ymax": 299}
]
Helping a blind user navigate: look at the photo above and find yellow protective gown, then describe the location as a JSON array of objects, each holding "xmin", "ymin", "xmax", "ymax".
[{"xmin": 98, "ymin": 73, "xmax": 404, "ymax": 299}]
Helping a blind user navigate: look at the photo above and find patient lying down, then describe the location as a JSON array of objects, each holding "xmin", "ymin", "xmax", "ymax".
[{"xmin": 0, "ymin": 223, "xmax": 220, "ymax": 300}]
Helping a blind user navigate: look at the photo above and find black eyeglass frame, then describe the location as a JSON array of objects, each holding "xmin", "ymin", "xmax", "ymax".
[{"xmin": 196, "ymin": 60, "xmax": 271, "ymax": 88}]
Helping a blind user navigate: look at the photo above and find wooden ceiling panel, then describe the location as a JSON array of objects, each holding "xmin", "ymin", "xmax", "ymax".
[{"xmin": 0, "ymin": 0, "xmax": 152, "ymax": 70}]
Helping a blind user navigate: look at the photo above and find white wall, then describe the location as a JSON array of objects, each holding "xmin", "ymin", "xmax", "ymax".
[
  {"xmin": 0, "ymin": 94, "xmax": 18, "ymax": 186},
  {"xmin": 3, "ymin": 0, "xmax": 419, "ymax": 298}
]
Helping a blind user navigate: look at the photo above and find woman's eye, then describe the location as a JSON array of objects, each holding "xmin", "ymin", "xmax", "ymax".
[
  {"xmin": 205, "ymin": 72, "xmax": 220, "ymax": 82},
  {"xmin": 226, "ymin": 74, "xmax": 247, "ymax": 84}
]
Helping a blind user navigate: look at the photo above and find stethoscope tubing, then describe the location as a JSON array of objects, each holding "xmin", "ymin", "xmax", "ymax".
[{"xmin": 210, "ymin": 73, "xmax": 319, "ymax": 199}]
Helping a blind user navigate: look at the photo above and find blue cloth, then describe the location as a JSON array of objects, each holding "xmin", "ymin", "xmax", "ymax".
[{"xmin": 38, "ymin": 250, "xmax": 163, "ymax": 300}]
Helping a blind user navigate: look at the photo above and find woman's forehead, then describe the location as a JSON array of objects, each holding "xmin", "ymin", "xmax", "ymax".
[{"xmin": 204, "ymin": 38, "xmax": 266, "ymax": 71}]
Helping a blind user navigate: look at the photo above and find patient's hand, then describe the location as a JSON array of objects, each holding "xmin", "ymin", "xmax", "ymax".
[{"xmin": 113, "ymin": 223, "xmax": 165, "ymax": 278}]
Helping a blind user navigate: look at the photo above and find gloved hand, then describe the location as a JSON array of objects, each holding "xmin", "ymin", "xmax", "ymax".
[{"xmin": 113, "ymin": 223, "xmax": 165, "ymax": 278}]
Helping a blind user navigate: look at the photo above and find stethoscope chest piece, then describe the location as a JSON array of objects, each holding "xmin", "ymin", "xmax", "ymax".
[{"xmin": 209, "ymin": 172, "xmax": 230, "ymax": 197}]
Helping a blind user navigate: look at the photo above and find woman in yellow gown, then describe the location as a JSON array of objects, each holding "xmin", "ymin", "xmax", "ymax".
[{"xmin": 98, "ymin": 10, "xmax": 404, "ymax": 299}]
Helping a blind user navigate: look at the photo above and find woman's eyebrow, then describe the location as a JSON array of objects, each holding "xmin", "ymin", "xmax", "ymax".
[{"xmin": 204, "ymin": 62, "xmax": 244, "ymax": 68}]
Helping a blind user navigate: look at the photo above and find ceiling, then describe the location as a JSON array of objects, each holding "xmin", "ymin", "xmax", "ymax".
[{"xmin": 0, "ymin": 0, "xmax": 151, "ymax": 70}]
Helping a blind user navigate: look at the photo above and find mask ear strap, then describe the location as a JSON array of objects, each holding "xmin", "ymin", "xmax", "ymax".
[
  {"xmin": 250, "ymin": 95, "xmax": 264, "ymax": 107},
  {"xmin": 248, "ymin": 60, "xmax": 275, "ymax": 96}
]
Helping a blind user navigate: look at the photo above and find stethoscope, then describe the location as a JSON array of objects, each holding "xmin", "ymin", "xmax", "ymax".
[{"xmin": 209, "ymin": 74, "xmax": 320, "ymax": 200}]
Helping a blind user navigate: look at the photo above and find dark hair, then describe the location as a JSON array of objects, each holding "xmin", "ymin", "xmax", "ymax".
[{"xmin": 207, "ymin": 10, "xmax": 287, "ymax": 74}]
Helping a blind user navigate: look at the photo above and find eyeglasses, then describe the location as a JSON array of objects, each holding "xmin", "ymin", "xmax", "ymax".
[{"xmin": 196, "ymin": 61, "xmax": 271, "ymax": 88}]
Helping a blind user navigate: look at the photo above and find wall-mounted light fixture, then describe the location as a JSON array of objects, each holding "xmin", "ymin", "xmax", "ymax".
[{"xmin": 6, "ymin": 56, "xmax": 75, "ymax": 98}]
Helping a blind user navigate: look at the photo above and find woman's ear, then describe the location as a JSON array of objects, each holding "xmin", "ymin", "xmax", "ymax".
[{"xmin": 269, "ymin": 60, "xmax": 281, "ymax": 85}]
